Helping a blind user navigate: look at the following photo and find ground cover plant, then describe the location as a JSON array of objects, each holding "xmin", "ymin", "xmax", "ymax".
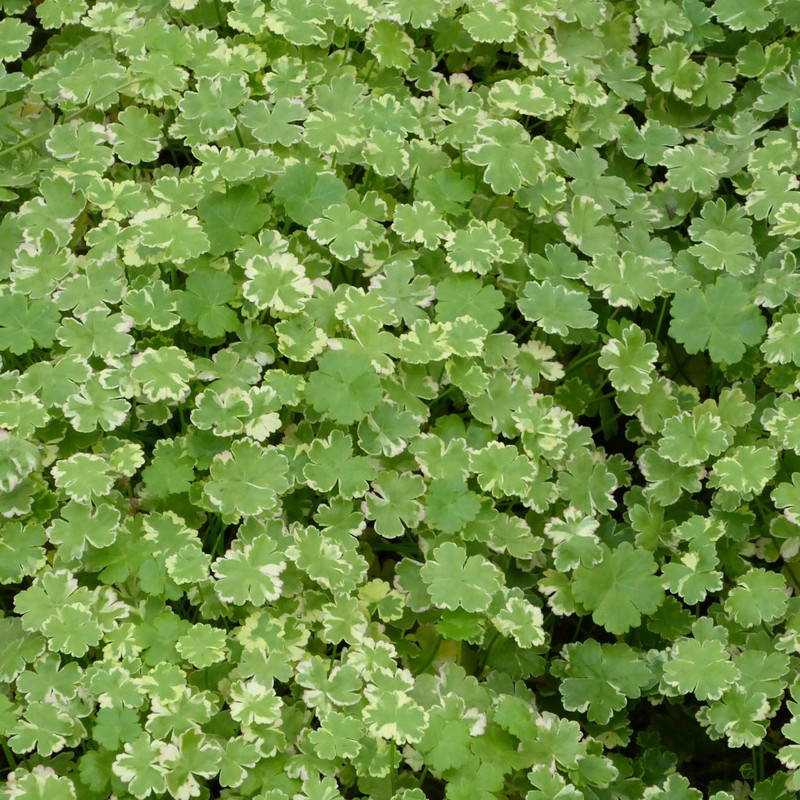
[{"xmin": 2, "ymin": 0, "xmax": 800, "ymax": 798}]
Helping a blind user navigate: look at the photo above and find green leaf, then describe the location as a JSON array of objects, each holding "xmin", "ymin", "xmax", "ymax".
[
  {"xmin": 243, "ymin": 252, "xmax": 313, "ymax": 312},
  {"xmin": 663, "ymin": 637, "xmax": 739, "ymax": 700},
  {"xmin": 213, "ymin": 535, "xmax": 286, "ymax": 605},
  {"xmin": 658, "ymin": 411, "xmax": 730, "ymax": 467},
  {"xmin": 305, "ymin": 350, "xmax": 383, "ymax": 425},
  {"xmin": 47, "ymin": 501, "xmax": 120, "ymax": 562},
  {"xmin": 393, "ymin": 200, "xmax": 451, "ymax": 249},
  {"xmin": 308, "ymin": 203, "xmax": 383, "ymax": 260},
  {"xmin": 669, "ymin": 278, "xmax": 766, "ymax": 364},
  {"xmin": 572, "ymin": 542, "xmax": 664, "ymax": 634},
  {"xmin": 467, "ymin": 120, "xmax": 552, "ymax": 194},
  {"xmin": 177, "ymin": 268, "xmax": 240, "ymax": 338},
  {"xmin": 723, "ymin": 568, "xmax": 788, "ymax": 628},
  {"xmin": 112, "ymin": 735, "xmax": 169, "ymax": 799},
  {"xmin": 204, "ymin": 440, "xmax": 290, "ymax": 521},
  {"xmin": 130, "ymin": 346, "xmax": 196, "ymax": 403},
  {"xmin": 197, "ymin": 185, "xmax": 271, "ymax": 256},
  {"xmin": 662, "ymin": 542, "xmax": 723, "ymax": 604},
  {"xmin": 0, "ymin": 293, "xmax": 60, "ymax": 355},
  {"xmin": 598, "ymin": 324, "xmax": 658, "ymax": 394},
  {"xmin": 52, "ymin": 454, "xmax": 113, "ymax": 503},
  {"xmin": 272, "ymin": 162, "xmax": 348, "ymax": 226},
  {"xmin": 239, "ymin": 98, "xmax": 309, "ymax": 146},
  {"xmin": 0, "ymin": 521, "xmax": 46, "ymax": 584},
  {"xmin": 557, "ymin": 640, "xmax": 651, "ymax": 723},
  {"xmin": 108, "ymin": 106, "xmax": 163, "ymax": 164},
  {"xmin": 420, "ymin": 541, "xmax": 503, "ymax": 612},
  {"xmin": 518, "ymin": 281, "xmax": 598, "ymax": 336}
]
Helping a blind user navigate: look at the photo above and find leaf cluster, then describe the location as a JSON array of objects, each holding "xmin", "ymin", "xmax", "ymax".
[{"xmin": 2, "ymin": 1, "xmax": 800, "ymax": 800}]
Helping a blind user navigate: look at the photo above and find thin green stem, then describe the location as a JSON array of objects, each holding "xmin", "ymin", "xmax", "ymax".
[
  {"xmin": 591, "ymin": 410, "xmax": 625, "ymax": 437},
  {"xmin": 413, "ymin": 635, "xmax": 443, "ymax": 677},
  {"xmin": 429, "ymin": 384, "xmax": 457, "ymax": 416},
  {"xmin": 607, "ymin": 306, "xmax": 623, "ymax": 323},
  {"xmin": 666, "ymin": 337, "xmax": 693, "ymax": 385},
  {"xmin": 480, "ymin": 194, "xmax": 500, "ymax": 220},
  {"xmin": 708, "ymin": 361, "xmax": 719, "ymax": 396},
  {"xmin": 2, "ymin": 740, "xmax": 16, "ymax": 769},
  {"xmin": 514, "ymin": 321, "xmax": 536, "ymax": 342},
  {"xmin": 363, "ymin": 167, "xmax": 375, "ymax": 192},
  {"xmin": 213, "ymin": 0, "xmax": 226, "ymax": 28},
  {"xmin": 341, "ymin": 25, "xmax": 350, "ymax": 67},
  {"xmin": 483, "ymin": 67, "xmax": 529, "ymax": 84},
  {"xmin": 361, "ymin": 58, "xmax": 376, "ymax": 83},
  {"xmin": 0, "ymin": 78, "xmax": 140, "ymax": 159},
  {"xmin": 476, "ymin": 629, "xmax": 500, "ymax": 674},
  {"xmin": 435, "ymin": 384, "xmax": 456, "ymax": 403},
  {"xmin": 593, "ymin": 388, "xmax": 617, "ymax": 401},
  {"xmin": 565, "ymin": 348, "xmax": 601, "ymax": 374},
  {"xmin": 587, "ymin": 377, "xmax": 611, "ymax": 403},
  {"xmin": 209, "ymin": 516, "xmax": 228, "ymax": 558},
  {"xmin": 482, "ymin": 47, "xmax": 499, "ymax": 82},
  {"xmin": 653, "ymin": 295, "xmax": 668, "ymax": 343},
  {"xmin": 389, "ymin": 740, "xmax": 397, "ymax": 795},
  {"xmin": 407, "ymin": 166, "xmax": 418, "ymax": 199}
]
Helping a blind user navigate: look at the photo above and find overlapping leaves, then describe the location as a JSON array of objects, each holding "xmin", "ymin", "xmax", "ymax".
[{"xmin": 2, "ymin": 1, "xmax": 800, "ymax": 800}]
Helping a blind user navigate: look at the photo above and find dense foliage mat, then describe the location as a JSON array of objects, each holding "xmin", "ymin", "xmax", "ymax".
[{"xmin": 2, "ymin": 0, "xmax": 800, "ymax": 798}]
